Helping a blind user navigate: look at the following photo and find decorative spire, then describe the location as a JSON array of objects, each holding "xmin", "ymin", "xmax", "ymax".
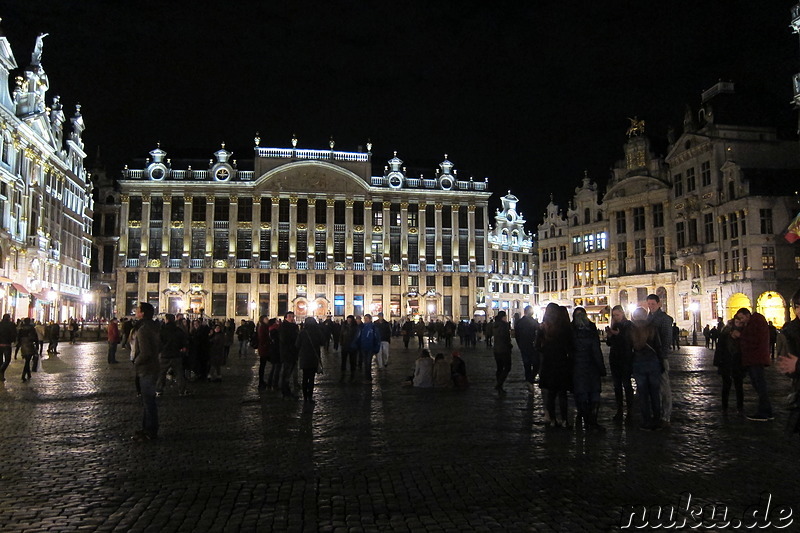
[
  {"xmin": 291, "ymin": 134, "xmax": 298, "ymax": 148},
  {"xmin": 366, "ymin": 139, "xmax": 372, "ymax": 153},
  {"xmin": 329, "ymin": 136, "xmax": 335, "ymax": 150},
  {"xmin": 254, "ymin": 132, "xmax": 260, "ymax": 147}
]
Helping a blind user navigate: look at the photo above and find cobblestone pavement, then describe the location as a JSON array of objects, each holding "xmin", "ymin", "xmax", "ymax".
[{"xmin": 0, "ymin": 337, "xmax": 797, "ymax": 532}]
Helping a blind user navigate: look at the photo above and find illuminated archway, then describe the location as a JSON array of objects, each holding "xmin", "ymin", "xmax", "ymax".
[
  {"xmin": 757, "ymin": 292, "xmax": 786, "ymax": 327},
  {"xmin": 726, "ymin": 293, "xmax": 751, "ymax": 320}
]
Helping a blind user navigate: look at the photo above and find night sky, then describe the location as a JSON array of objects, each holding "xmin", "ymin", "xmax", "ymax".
[{"xmin": 3, "ymin": 1, "xmax": 799, "ymax": 223}]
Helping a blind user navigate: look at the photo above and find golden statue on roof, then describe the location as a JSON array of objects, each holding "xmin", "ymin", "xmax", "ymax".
[{"xmin": 626, "ymin": 116, "xmax": 645, "ymax": 137}]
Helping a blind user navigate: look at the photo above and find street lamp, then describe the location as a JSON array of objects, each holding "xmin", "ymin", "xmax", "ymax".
[
  {"xmin": 689, "ymin": 301, "xmax": 700, "ymax": 345},
  {"xmin": 249, "ymin": 299, "xmax": 256, "ymax": 319},
  {"xmin": 47, "ymin": 288, "xmax": 57, "ymax": 322}
]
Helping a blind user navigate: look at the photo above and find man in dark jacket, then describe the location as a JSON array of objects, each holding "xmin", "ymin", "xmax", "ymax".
[
  {"xmin": 647, "ymin": 294, "xmax": 674, "ymax": 425},
  {"xmin": 358, "ymin": 314, "xmax": 381, "ymax": 382},
  {"xmin": 493, "ymin": 311, "xmax": 513, "ymax": 394},
  {"xmin": 0, "ymin": 313, "xmax": 17, "ymax": 381},
  {"xmin": 132, "ymin": 302, "xmax": 161, "ymax": 440},
  {"xmin": 157, "ymin": 314, "xmax": 190, "ymax": 396},
  {"xmin": 278, "ymin": 312, "xmax": 299, "ymax": 399},
  {"xmin": 375, "ymin": 313, "xmax": 392, "ymax": 369},
  {"xmin": 733, "ymin": 308, "xmax": 773, "ymax": 421},
  {"xmin": 514, "ymin": 305, "xmax": 540, "ymax": 393}
]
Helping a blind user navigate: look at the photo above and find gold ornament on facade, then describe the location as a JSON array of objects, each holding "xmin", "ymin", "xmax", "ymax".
[
  {"xmin": 327, "ymin": 199, "xmax": 336, "ymax": 207},
  {"xmin": 238, "ymin": 222, "xmax": 252, "ymax": 229},
  {"xmin": 408, "ymin": 227, "xmax": 418, "ymax": 234},
  {"xmin": 279, "ymin": 261, "xmax": 289, "ymax": 269},
  {"xmin": 353, "ymin": 225, "xmax": 364, "ymax": 233},
  {"xmin": 382, "ymin": 201, "xmax": 391, "ymax": 209},
  {"xmin": 120, "ymin": 194, "xmax": 130, "ymax": 202},
  {"xmin": 373, "ymin": 225, "xmax": 382, "ymax": 233},
  {"xmin": 171, "ymin": 221, "xmax": 184, "ymax": 228},
  {"xmin": 289, "ymin": 196, "xmax": 298, "ymax": 205},
  {"xmin": 206, "ymin": 195, "xmax": 215, "ymax": 202},
  {"xmin": 214, "ymin": 260, "xmax": 227, "ymax": 268},
  {"xmin": 434, "ymin": 203, "xmax": 443, "ymax": 210},
  {"xmin": 260, "ymin": 222, "xmax": 271, "ymax": 230},
  {"xmin": 184, "ymin": 195, "xmax": 193, "ymax": 203},
  {"xmin": 163, "ymin": 194, "xmax": 172, "ymax": 202},
  {"xmin": 142, "ymin": 193, "xmax": 150, "ymax": 202},
  {"xmin": 315, "ymin": 224, "xmax": 326, "ymax": 231},
  {"xmin": 191, "ymin": 221, "xmax": 206, "ymax": 228},
  {"xmin": 345, "ymin": 199, "xmax": 355, "ymax": 207},
  {"xmin": 297, "ymin": 223, "xmax": 307, "ymax": 230},
  {"xmin": 128, "ymin": 220, "xmax": 141, "ymax": 228},
  {"xmin": 400, "ymin": 202, "xmax": 409, "ymax": 209},
  {"xmin": 229, "ymin": 195, "xmax": 238, "ymax": 203},
  {"xmin": 419, "ymin": 203, "xmax": 426, "ymax": 209},
  {"xmin": 148, "ymin": 259, "xmax": 161, "ymax": 268}
]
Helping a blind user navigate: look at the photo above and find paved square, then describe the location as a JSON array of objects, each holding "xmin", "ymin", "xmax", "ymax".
[{"xmin": 0, "ymin": 339, "xmax": 795, "ymax": 531}]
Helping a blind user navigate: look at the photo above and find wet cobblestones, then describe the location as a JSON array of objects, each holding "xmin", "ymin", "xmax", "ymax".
[{"xmin": 0, "ymin": 340, "xmax": 796, "ymax": 531}]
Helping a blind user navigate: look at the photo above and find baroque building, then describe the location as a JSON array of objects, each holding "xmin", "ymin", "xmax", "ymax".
[
  {"xmin": 539, "ymin": 82, "xmax": 800, "ymax": 331},
  {"xmin": 114, "ymin": 139, "xmax": 528, "ymax": 322},
  {"xmin": 0, "ymin": 25, "xmax": 91, "ymax": 321},
  {"xmin": 487, "ymin": 192, "xmax": 537, "ymax": 318}
]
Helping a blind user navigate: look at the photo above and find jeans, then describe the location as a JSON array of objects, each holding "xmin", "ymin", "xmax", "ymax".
[
  {"xmin": 302, "ymin": 368, "xmax": 316, "ymax": 400},
  {"xmin": 108, "ymin": 342, "xmax": 119, "ymax": 363},
  {"xmin": 633, "ymin": 355, "xmax": 662, "ymax": 425},
  {"xmin": 267, "ymin": 361, "xmax": 282, "ymax": 389},
  {"xmin": 659, "ymin": 358, "xmax": 672, "ymax": 422},
  {"xmin": 494, "ymin": 353, "xmax": 511, "ymax": 388},
  {"xmin": 157, "ymin": 357, "xmax": 186, "ymax": 394},
  {"xmin": 361, "ymin": 350, "xmax": 376, "ymax": 379},
  {"xmin": 519, "ymin": 347, "xmax": 540, "ymax": 385},
  {"xmin": 377, "ymin": 341, "xmax": 390, "ymax": 367},
  {"xmin": 0, "ymin": 345, "xmax": 11, "ymax": 377},
  {"xmin": 747, "ymin": 365, "xmax": 773, "ymax": 417},
  {"xmin": 239, "ymin": 339, "xmax": 248, "ymax": 355},
  {"xmin": 139, "ymin": 374, "xmax": 159, "ymax": 436},
  {"xmin": 281, "ymin": 360, "xmax": 297, "ymax": 396}
]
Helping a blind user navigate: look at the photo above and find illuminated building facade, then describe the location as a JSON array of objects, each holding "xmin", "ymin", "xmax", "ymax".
[
  {"xmin": 538, "ymin": 82, "xmax": 800, "ymax": 330},
  {"xmin": 487, "ymin": 192, "xmax": 537, "ymax": 318},
  {"xmin": 115, "ymin": 139, "xmax": 498, "ymax": 321},
  {"xmin": 0, "ymin": 25, "xmax": 91, "ymax": 321}
]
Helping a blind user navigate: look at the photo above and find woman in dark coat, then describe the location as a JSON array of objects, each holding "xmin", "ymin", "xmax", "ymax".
[
  {"xmin": 570, "ymin": 307, "xmax": 606, "ymax": 430},
  {"xmin": 18, "ymin": 318, "xmax": 38, "ymax": 382},
  {"xmin": 537, "ymin": 303, "xmax": 573, "ymax": 427},
  {"xmin": 493, "ymin": 311, "xmax": 513, "ymax": 393},
  {"xmin": 606, "ymin": 305, "xmax": 634, "ymax": 422},
  {"xmin": 297, "ymin": 317, "xmax": 325, "ymax": 403}
]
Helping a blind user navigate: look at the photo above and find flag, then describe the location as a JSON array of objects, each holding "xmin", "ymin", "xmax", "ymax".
[{"xmin": 786, "ymin": 211, "xmax": 800, "ymax": 243}]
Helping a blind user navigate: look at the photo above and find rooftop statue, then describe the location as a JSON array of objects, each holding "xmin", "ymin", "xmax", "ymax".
[
  {"xmin": 626, "ymin": 116, "xmax": 645, "ymax": 137},
  {"xmin": 31, "ymin": 32, "xmax": 48, "ymax": 66}
]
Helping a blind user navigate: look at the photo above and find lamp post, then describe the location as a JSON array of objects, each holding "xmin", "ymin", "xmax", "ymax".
[
  {"xmin": 689, "ymin": 301, "xmax": 700, "ymax": 346},
  {"xmin": 47, "ymin": 288, "xmax": 57, "ymax": 323}
]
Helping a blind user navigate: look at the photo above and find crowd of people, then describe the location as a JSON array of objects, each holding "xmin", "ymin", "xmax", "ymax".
[{"xmin": 0, "ymin": 316, "xmax": 76, "ymax": 383}]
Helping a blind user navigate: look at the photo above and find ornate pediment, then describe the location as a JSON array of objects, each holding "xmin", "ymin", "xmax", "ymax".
[{"xmin": 255, "ymin": 161, "xmax": 369, "ymax": 195}]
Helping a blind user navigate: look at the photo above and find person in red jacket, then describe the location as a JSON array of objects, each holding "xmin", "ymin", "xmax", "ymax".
[
  {"xmin": 107, "ymin": 317, "xmax": 121, "ymax": 364},
  {"xmin": 732, "ymin": 308, "xmax": 773, "ymax": 421}
]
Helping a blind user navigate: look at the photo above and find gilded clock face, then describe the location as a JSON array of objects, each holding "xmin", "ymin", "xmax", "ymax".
[
  {"xmin": 215, "ymin": 168, "xmax": 230, "ymax": 181},
  {"xmin": 150, "ymin": 166, "xmax": 165, "ymax": 180},
  {"xmin": 389, "ymin": 175, "xmax": 402, "ymax": 188},
  {"xmin": 440, "ymin": 177, "xmax": 453, "ymax": 190}
]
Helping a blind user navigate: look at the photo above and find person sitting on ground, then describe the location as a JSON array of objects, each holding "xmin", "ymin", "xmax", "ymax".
[
  {"xmin": 432, "ymin": 352, "xmax": 451, "ymax": 388},
  {"xmin": 412, "ymin": 349, "xmax": 434, "ymax": 388},
  {"xmin": 450, "ymin": 351, "xmax": 468, "ymax": 389}
]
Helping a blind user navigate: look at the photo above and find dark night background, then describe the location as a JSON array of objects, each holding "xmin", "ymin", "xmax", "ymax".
[{"xmin": 3, "ymin": 1, "xmax": 799, "ymax": 224}]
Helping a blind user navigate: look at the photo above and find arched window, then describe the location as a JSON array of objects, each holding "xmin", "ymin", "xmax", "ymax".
[
  {"xmin": 584, "ymin": 208, "xmax": 591, "ymax": 224},
  {"xmin": 106, "ymin": 195, "xmax": 115, "ymax": 204}
]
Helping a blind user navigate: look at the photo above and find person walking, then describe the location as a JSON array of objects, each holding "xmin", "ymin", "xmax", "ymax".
[
  {"xmin": 570, "ymin": 307, "xmax": 606, "ymax": 430},
  {"xmin": 0, "ymin": 314, "xmax": 17, "ymax": 382},
  {"xmin": 157, "ymin": 314, "xmax": 189, "ymax": 395},
  {"xmin": 492, "ymin": 311, "xmax": 513, "ymax": 394},
  {"xmin": 18, "ymin": 318, "xmax": 37, "ymax": 382},
  {"xmin": 107, "ymin": 317, "xmax": 121, "ymax": 364},
  {"xmin": 776, "ymin": 289, "xmax": 800, "ymax": 434},
  {"xmin": 207, "ymin": 323, "xmax": 226, "ymax": 382},
  {"xmin": 375, "ymin": 313, "xmax": 392, "ymax": 369},
  {"xmin": 256, "ymin": 316, "xmax": 271, "ymax": 390},
  {"xmin": 514, "ymin": 305, "xmax": 540, "ymax": 393},
  {"xmin": 732, "ymin": 308, "xmax": 773, "ymax": 422},
  {"xmin": 297, "ymin": 317, "xmax": 324, "ymax": 403},
  {"xmin": 414, "ymin": 318, "xmax": 426, "ymax": 349},
  {"xmin": 646, "ymin": 294, "xmax": 673, "ymax": 426},
  {"xmin": 279, "ymin": 312, "xmax": 300, "ymax": 399},
  {"xmin": 357, "ymin": 314, "xmax": 381, "ymax": 382},
  {"xmin": 131, "ymin": 302, "xmax": 161, "ymax": 441},
  {"xmin": 339, "ymin": 315, "xmax": 359, "ymax": 382},
  {"xmin": 606, "ymin": 305, "xmax": 634, "ymax": 423}
]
